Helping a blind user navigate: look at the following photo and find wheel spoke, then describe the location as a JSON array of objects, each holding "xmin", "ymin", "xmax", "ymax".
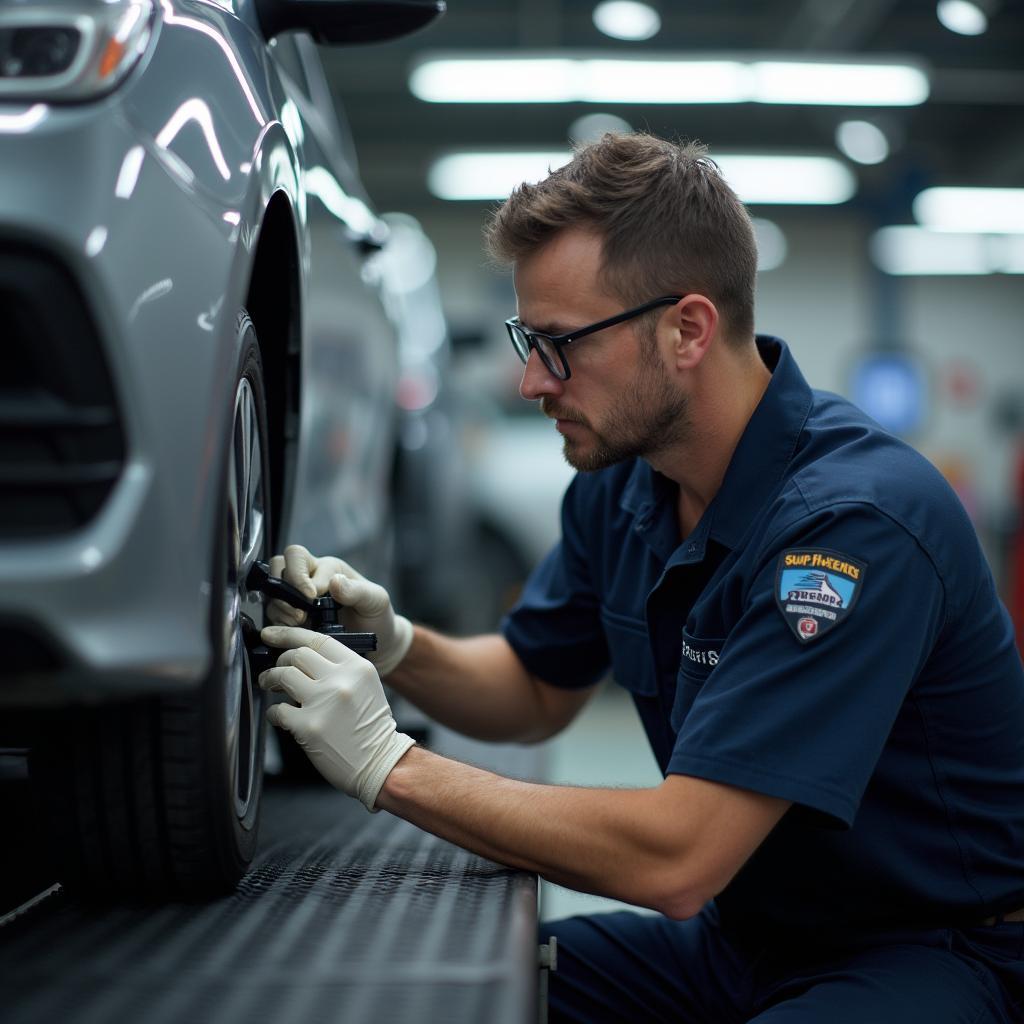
[
  {"xmin": 239, "ymin": 381, "xmax": 265, "ymax": 576},
  {"xmin": 227, "ymin": 428, "xmax": 242, "ymax": 573},
  {"xmin": 238, "ymin": 383, "xmax": 252, "ymax": 557},
  {"xmin": 225, "ymin": 362, "xmax": 266, "ymax": 824}
]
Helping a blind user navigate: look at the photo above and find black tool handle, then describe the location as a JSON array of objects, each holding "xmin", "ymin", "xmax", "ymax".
[
  {"xmin": 319, "ymin": 626, "xmax": 378, "ymax": 654},
  {"xmin": 244, "ymin": 561, "xmax": 378, "ymax": 665},
  {"xmin": 246, "ymin": 560, "xmax": 315, "ymax": 614}
]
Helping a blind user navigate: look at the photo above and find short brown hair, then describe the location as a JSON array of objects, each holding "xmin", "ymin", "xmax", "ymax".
[{"xmin": 484, "ymin": 133, "xmax": 757, "ymax": 342}]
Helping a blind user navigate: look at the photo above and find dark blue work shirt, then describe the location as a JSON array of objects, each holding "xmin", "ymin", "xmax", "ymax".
[{"xmin": 503, "ymin": 336, "xmax": 1024, "ymax": 935}]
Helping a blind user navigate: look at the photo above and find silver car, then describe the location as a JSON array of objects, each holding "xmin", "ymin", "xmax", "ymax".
[{"xmin": 0, "ymin": 0, "xmax": 442, "ymax": 897}]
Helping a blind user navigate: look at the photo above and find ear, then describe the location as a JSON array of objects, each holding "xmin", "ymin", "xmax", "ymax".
[{"xmin": 665, "ymin": 295, "xmax": 718, "ymax": 371}]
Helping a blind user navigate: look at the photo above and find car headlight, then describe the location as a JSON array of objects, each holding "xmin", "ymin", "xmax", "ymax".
[{"xmin": 0, "ymin": 0, "xmax": 155, "ymax": 101}]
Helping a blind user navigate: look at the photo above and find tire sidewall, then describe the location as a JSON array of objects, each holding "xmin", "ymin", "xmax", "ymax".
[{"xmin": 202, "ymin": 311, "xmax": 270, "ymax": 874}]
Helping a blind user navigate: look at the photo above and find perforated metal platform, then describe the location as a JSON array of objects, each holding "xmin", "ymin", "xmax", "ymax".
[{"xmin": 0, "ymin": 735, "xmax": 541, "ymax": 1024}]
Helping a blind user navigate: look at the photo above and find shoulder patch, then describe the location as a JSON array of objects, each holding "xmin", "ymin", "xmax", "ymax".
[{"xmin": 774, "ymin": 548, "xmax": 867, "ymax": 643}]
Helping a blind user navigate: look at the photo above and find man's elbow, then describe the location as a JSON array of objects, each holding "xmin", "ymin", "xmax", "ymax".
[
  {"xmin": 652, "ymin": 887, "xmax": 709, "ymax": 921},
  {"xmin": 637, "ymin": 864, "xmax": 713, "ymax": 921},
  {"xmin": 516, "ymin": 716, "xmax": 576, "ymax": 744}
]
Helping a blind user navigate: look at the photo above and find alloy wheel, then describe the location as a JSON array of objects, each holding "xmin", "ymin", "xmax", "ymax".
[{"xmin": 224, "ymin": 375, "xmax": 266, "ymax": 822}]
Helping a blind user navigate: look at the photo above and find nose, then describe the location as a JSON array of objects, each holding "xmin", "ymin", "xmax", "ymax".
[{"xmin": 519, "ymin": 348, "xmax": 564, "ymax": 402}]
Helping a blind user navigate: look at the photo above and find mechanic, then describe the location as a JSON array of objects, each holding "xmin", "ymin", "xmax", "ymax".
[{"xmin": 259, "ymin": 133, "xmax": 1024, "ymax": 1022}]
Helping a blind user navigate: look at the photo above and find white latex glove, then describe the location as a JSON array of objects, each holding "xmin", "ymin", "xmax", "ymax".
[
  {"xmin": 266, "ymin": 544, "xmax": 413, "ymax": 676},
  {"xmin": 259, "ymin": 625, "xmax": 415, "ymax": 811}
]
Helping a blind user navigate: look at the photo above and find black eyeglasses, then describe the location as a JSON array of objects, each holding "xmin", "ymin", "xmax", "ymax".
[{"xmin": 504, "ymin": 296, "xmax": 682, "ymax": 381}]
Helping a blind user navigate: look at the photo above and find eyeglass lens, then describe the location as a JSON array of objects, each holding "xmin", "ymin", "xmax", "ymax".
[
  {"xmin": 509, "ymin": 324, "xmax": 567, "ymax": 380},
  {"xmin": 509, "ymin": 323, "xmax": 530, "ymax": 362}
]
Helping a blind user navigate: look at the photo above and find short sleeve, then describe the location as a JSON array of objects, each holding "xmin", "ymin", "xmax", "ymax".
[
  {"xmin": 501, "ymin": 476, "xmax": 610, "ymax": 689},
  {"xmin": 668, "ymin": 503, "xmax": 946, "ymax": 826}
]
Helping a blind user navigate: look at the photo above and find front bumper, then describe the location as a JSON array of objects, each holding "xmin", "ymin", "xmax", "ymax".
[{"xmin": 0, "ymin": 100, "xmax": 244, "ymax": 705}]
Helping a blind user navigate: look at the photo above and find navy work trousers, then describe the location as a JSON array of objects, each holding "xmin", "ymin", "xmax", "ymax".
[{"xmin": 543, "ymin": 905, "xmax": 1024, "ymax": 1023}]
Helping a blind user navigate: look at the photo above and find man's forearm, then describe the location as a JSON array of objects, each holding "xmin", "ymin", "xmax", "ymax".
[
  {"xmin": 264, "ymin": 621, "xmax": 791, "ymax": 919},
  {"xmin": 384, "ymin": 627, "xmax": 576, "ymax": 743},
  {"xmin": 376, "ymin": 744, "xmax": 694, "ymax": 915}
]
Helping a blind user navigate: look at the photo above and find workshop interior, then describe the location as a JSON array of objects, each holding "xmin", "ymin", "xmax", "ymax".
[{"xmin": 1, "ymin": 0, "xmax": 1022, "ymax": 1020}]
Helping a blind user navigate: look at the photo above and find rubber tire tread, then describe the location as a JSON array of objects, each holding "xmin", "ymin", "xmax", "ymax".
[
  {"xmin": 29, "ymin": 312, "xmax": 268, "ymax": 899},
  {"xmin": 30, "ymin": 702, "xmax": 170, "ymax": 897}
]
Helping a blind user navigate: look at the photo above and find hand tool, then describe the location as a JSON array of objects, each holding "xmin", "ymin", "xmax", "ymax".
[{"xmin": 243, "ymin": 560, "xmax": 377, "ymax": 673}]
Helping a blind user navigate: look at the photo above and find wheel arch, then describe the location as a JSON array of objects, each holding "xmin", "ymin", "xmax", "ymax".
[{"xmin": 245, "ymin": 190, "xmax": 301, "ymax": 553}]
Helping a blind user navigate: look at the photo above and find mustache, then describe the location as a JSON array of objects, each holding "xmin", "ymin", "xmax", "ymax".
[{"xmin": 540, "ymin": 398, "xmax": 588, "ymax": 426}]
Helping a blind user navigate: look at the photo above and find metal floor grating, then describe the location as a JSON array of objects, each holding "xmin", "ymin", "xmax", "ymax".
[{"xmin": 0, "ymin": 736, "xmax": 541, "ymax": 1024}]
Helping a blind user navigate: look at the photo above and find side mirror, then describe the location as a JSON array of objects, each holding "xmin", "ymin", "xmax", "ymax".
[{"xmin": 256, "ymin": 0, "xmax": 445, "ymax": 44}]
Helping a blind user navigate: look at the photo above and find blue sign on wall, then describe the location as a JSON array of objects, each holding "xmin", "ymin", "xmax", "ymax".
[{"xmin": 849, "ymin": 352, "xmax": 927, "ymax": 435}]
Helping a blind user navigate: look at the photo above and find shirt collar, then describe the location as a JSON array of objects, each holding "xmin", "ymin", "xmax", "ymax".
[
  {"xmin": 707, "ymin": 335, "xmax": 812, "ymax": 549},
  {"xmin": 619, "ymin": 336, "xmax": 812, "ymax": 553}
]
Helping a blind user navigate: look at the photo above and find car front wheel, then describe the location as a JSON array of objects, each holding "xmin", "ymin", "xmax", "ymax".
[{"xmin": 30, "ymin": 311, "xmax": 270, "ymax": 898}]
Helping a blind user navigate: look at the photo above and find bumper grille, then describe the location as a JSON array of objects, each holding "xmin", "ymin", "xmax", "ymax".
[{"xmin": 0, "ymin": 245, "xmax": 124, "ymax": 537}]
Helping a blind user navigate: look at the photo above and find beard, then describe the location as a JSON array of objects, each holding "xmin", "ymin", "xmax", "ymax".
[{"xmin": 541, "ymin": 350, "xmax": 690, "ymax": 472}]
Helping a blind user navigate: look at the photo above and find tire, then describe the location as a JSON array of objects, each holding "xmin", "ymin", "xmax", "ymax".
[{"xmin": 30, "ymin": 312, "xmax": 271, "ymax": 898}]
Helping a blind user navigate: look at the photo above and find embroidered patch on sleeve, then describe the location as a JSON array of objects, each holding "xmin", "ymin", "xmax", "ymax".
[{"xmin": 774, "ymin": 548, "xmax": 867, "ymax": 643}]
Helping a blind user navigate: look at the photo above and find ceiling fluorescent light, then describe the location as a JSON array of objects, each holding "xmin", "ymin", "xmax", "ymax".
[
  {"xmin": 715, "ymin": 155, "xmax": 855, "ymax": 205},
  {"xmin": 410, "ymin": 59, "xmax": 578, "ymax": 103},
  {"xmin": 409, "ymin": 56, "xmax": 929, "ymax": 106},
  {"xmin": 569, "ymin": 112, "xmax": 633, "ymax": 144},
  {"xmin": 913, "ymin": 187, "xmax": 1024, "ymax": 234},
  {"xmin": 871, "ymin": 226, "xmax": 1024, "ymax": 275},
  {"xmin": 999, "ymin": 236, "xmax": 1024, "ymax": 273},
  {"xmin": 593, "ymin": 1, "xmax": 661, "ymax": 41},
  {"xmin": 582, "ymin": 60, "xmax": 749, "ymax": 102},
  {"xmin": 754, "ymin": 62, "xmax": 928, "ymax": 106},
  {"xmin": 752, "ymin": 218, "xmax": 787, "ymax": 271},
  {"xmin": 429, "ymin": 151, "xmax": 855, "ymax": 205},
  {"xmin": 410, "ymin": 58, "xmax": 749, "ymax": 104},
  {"xmin": 428, "ymin": 152, "xmax": 574, "ymax": 201},
  {"xmin": 936, "ymin": 0, "xmax": 988, "ymax": 35},
  {"xmin": 835, "ymin": 120, "xmax": 889, "ymax": 165}
]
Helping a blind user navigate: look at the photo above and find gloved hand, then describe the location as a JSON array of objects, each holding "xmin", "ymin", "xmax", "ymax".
[
  {"xmin": 259, "ymin": 625, "xmax": 415, "ymax": 811},
  {"xmin": 266, "ymin": 544, "xmax": 413, "ymax": 676}
]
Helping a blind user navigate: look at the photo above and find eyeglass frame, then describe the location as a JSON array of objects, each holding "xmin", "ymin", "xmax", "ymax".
[{"xmin": 504, "ymin": 295, "xmax": 684, "ymax": 381}]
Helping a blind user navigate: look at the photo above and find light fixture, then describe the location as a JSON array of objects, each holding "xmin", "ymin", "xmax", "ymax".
[
  {"xmin": 715, "ymin": 155, "xmax": 855, "ymax": 205},
  {"xmin": 427, "ymin": 151, "xmax": 856, "ymax": 205},
  {"xmin": 913, "ymin": 187, "xmax": 1024, "ymax": 234},
  {"xmin": 871, "ymin": 226, "xmax": 1024, "ymax": 275},
  {"xmin": 568, "ymin": 111, "xmax": 632, "ymax": 144},
  {"xmin": 592, "ymin": 1, "xmax": 661, "ymax": 41},
  {"xmin": 428, "ymin": 152, "xmax": 572, "ymax": 201},
  {"xmin": 849, "ymin": 353, "xmax": 927, "ymax": 436},
  {"xmin": 752, "ymin": 62, "xmax": 928, "ymax": 106},
  {"xmin": 936, "ymin": 0, "xmax": 988, "ymax": 35},
  {"xmin": 834, "ymin": 120, "xmax": 889, "ymax": 165},
  {"xmin": 752, "ymin": 218, "xmax": 787, "ymax": 271},
  {"xmin": 410, "ymin": 58, "xmax": 747, "ymax": 104},
  {"xmin": 409, "ymin": 55, "xmax": 930, "ymax": 107}
]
